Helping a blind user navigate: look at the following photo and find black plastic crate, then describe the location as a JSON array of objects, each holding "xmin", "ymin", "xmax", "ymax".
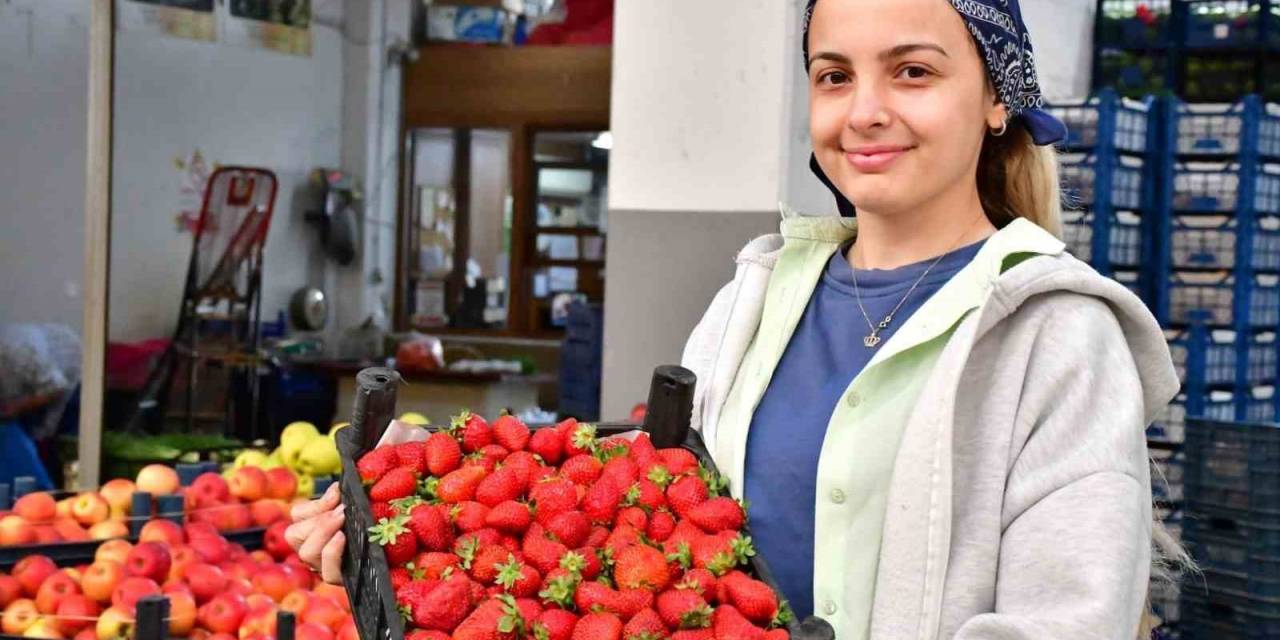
[
  {"xmin": 1184, "ymin": 510, "xmax": 1280, "ymax": 557},
  {"xmin": 1182, "ymin": 0, "xmax": 1280, "ymax": 49},
  {"xmin": 1097, "ymin": 49, "xmax": 1170, "ymax": 98},
  {"xmin": 336, "ymin": 367, "xmax": 836, "ymax": 640},
  {"xmin": 1181, "ymin": 590, "xmax": 1280, "ymax": 638},
  {"xmin": 1097, "ymin": 0, "xmax": 1174, "ymax": 48}
]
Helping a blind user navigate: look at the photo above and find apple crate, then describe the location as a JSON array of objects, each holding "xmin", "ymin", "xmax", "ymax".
[{"xmin": 336, "ymin": 366, "xmax": 837, "ymax": 640}]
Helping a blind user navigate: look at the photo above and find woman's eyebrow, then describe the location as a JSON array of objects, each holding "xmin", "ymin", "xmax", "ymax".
[
  {"xmin": 809, "ymin": 43, "xmax": 949, "ymax": 66},
  {"xmin": 809, "ymin": 51, "xmax": 851, "ymax": 65}
]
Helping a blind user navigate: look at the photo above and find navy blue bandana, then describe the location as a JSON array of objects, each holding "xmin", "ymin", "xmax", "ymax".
[{"xmin": 802, "ymin": 0, "xmax": 1067, "ymax": 216}]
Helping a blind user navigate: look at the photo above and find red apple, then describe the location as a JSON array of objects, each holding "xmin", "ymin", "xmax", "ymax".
[
  {"xmin": 296, "ymin": 622, "xmax": 335, "ymax": 640},
  {"xmin": 95, "ymin": 605, "xmax": 133, "ymax": 640},
  {"xmin": 0, "ymin": 576, "xmax": 21, "ymax": 608},
  {"xmin": 32, "ymin": 524, "xmax": 62, "ymax": 544},
  {"xmin": 197, "ymin": 593, "xmax": 247, "ymax": 635},
  {"xmin": 228, "ymin": 467, "xmax": 268, "ymax": 503},
  {"xmin": 239, "ymin": 601, "xmax": 278, "ymax": 640},
  {"xmin": 124, "ymin": 541, "xmax": 171, "ymax": 584},
  {"xmin": 249, "ymin": 499, "xmax": 287, "ymax": 528},
  {"xmin": 312, "ymin": 584, "xmax": 350, "ymax": 613},
  {"xmin": 53, "ymin": 595, "xmax": 99, "ymax": 636},
  {"xmin": 278, "ymin": 562, "xmax": 313, "ymax": 592},
  {"xmin": 263, "ymin": 468, "xmax": 298, "ymax": 501},
  {"xmin": 167, "ymin": 589, "xmax": 197, "ymax": 637},
  {"xmin": 135, "ymin": 464, "xmax": 180, "ymax": 497},
  {"xmin": 80, "ymin": 560, "xmax": 124, "ymax": 603},
  {"xmin": 69, "ymin": 493, "xmax": 110, "ymax": 526},
  {"xmin": 56, "ymin": 497, "xmax": 74, "ymax": 520},
  {"xmin": 167, "ymin": 545, "xmax": 197, "ymax": 584},
  {"xmin": 0, "ymin": 515, "xmax": 35, "ymax": 546},
  {"xmin": 181, "ymin": 563, "xmax": 227, "ymax": 604},
  {"xmin": 213, "ymin": 504, "xmax": 252, "ymax": 531},
  {"xmin": 35, "ymin": 570, "xmax": 81, "ymax": 614},
  {"xmin": 250, "ymin": 566, "xmax": 292, "ymax": 603},
  {"xmin": 188, "ymin": 473, "xmax": 231, "ymax": 507},
  {"xmin": 303, "ymin": 594, "xmax": 346, "ymax": 631},
  {"xmin": 98, "ymin": 480, "xmax": 136, "ymax": 519},
  {"xmin": 207, "ymin": 634, "xmax": 236, "ymax": 640},
  {"xmin": 73, "ymin": 629, "xmax": 95, "ymax": 640},
  {"xmin": 335, "ymin": 617, "xmax": 358, "ymax": 640},
  {"xmin": 94, "ymin": 540, "xmax": 132, "ymax": 565},
  {"xmin": 18, "ymin": 616, "xmax": 60, "ymax": 639},
  {"xmin": 87, "ymin": 519, "xmax": 129, "ymax": 541},
  {"xmin": 13, "ymin": 493, "xmax": 56, "ymax": 524},
  {"xmin": 110, "ymin": 576, "xmax": 161, "ymax": 615},
  {"xmin": 12, "ymin": 555, "xmax": 56, "ymax": 598},
  {"xmin": 52, "ymin": 518, "xmax": 90, "ymax": 542},
  {"xmin": 279, "ymin": 590, "xmax": 311, "ymax": 616},
  {"xmin": 185, "ymin": 534, "xmax": 229, "ymax": 565},
  {"xmin": 138, "ymin": 519, "xmax": 184, "ymax": 548},
  {"xmin": 1, "ymin": 598, "xmax": 38, "ymax": 635},
  {"xmin": 262, "ymin": 521, "xmax": 292, "ymax": 561}
]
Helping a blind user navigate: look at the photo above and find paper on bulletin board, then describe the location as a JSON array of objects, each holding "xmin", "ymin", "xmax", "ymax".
[
  {"xmin": 223, "ymin": 0, "xmax": 313, "ymax": 57},
  {"xmin": 117, "ymin": 0, "xmax": 217, "ymax": 43}
]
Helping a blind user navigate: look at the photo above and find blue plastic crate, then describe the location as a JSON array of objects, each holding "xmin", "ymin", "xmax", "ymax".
[
  {"xmin": 1061, "ymin": 153, "xmax": 1147, "ymax": 210},
  {"xmin": 1168, "ymin": 328, "xmax": 1239, "ymax": 386},
  {"xmin": 1183, "ymin": 0, "xmax": 1280, "ymax": 50},
  {"xmin": 1113, "ymin": 269, "xmax": 1146, "ymax": 300},
  {"xmin": 1170, "ymin": 214, "xmax": 1280, "ymax": 271},
  {"xmin": 1047, "ymin": 91, "xmax": 1153, "ymax": 154},
  {"xmin": 1249, "ymin": 332, "xmax": 1279, "ymax": 384},
  {"xmin": 1061, "ymin": 209, "xmax": 1145, "ymax": 267},
  {"xmin": 1154, "ymin": 448, "xmax": 1186, "ymax": 503},
  {"xmin": 1172, "ymin": 162, "xmax": 1280, "ymax": 214},
  {"xmin": 1248, "ymin": 385, "xmax": 1278, "ymax": 422},
  {"xmin": 1167, "ymin": 271, "xmax": 1280, "ymax": 327},
  {"xmin": 1174, "ymin": 99, "xmax": 1280, "ymax": 158},
  {"xmin": 1151, "ymin": 394, "xmax": 1189, "ymax": 444},
  {"xmin": 1202, "ymin": 568, "xmax": 1280, "ymax": 601}
]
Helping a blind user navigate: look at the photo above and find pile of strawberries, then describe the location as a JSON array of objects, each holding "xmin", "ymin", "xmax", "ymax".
[{"xmin": 354, "ymin": 413, "xmax": 793, "ymax": 640}]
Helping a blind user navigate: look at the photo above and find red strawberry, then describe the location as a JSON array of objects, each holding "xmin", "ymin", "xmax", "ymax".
[
  {"xmin": 453, "ymin": 501, "xmax": 492, "ymax": 532},
  {"xmin": 486, "ymin": 501, "xmax": 534, "ymax": 534},
  {"xmin": 372, "ymin": 501, "xmax": 398, "ymax": 522},
  {"xmin": 617, "ymin": 506, "xmax": 648, "ymax": 530},
  {"xmin": 493, "ymin": 415, "xmax": 531, "ymax": 452},
  {"xmin": 426, "ymin": 431, "xmax": 463, "ymax": 476},
  {"xmin": 605, "ymin": 524, "xmax": 644, "ymax": 559},
  {"xmin": 574, "ymin": 580, "xmax": 624, "ymax": 615},
  {"xmin": 439, "ymin": 466, "xmax": 489, "ymax": 503},
  {"xmin": 570, "ymin": 547, "xmax": 604, "ymax": 580},
  {"xmin": 763, "ymin": 630, "xmax": 789, "ymax": 640},
  {"xmin": 657, "ymin": 449, "xmax": 698, "ymax": 476},
  {"xmin": 543, "ymin": 511, "xmax": 590, "ymax": 549},
  {"xmin": 537, "ymin": 608, "xmax": 580, "ymax": 640},
  {"xmin": 692, "ymin": 533, "xmax": 753, "ymax": 576},
  {"xmin": 572, "ymin": 612, "xmax": 623, "ymax": 640},
  {"xmin": 476, "ymin": 466, "xmax": 525, "ymax": 507},
  {"xmin": 583, "ymin": 476, "xmax": 624, "ymax": 525},
  {"xmin": 370, "ymin": 466, "xmax": 419, "ymax": 502},
  {"xmin": 602, "ymin": 457, "xmax": 640, "ymax": 487},
  {"xmin": 531, "ymin": 477, "xmax": 580, "ymax": 524},
  {"xmin": 357, "ymin": 446, "xmax": 399, "ymax": 483},
  {"xmin": 687, "ymin": 497, "xmax": 745, "ymax": 533},
  {"xmin": 656, "ymin": 588, "xmax": 712, "ymax": 630},
  {"xmin": 503, "ymin": 451, "xmax": 541, "ymax": 490},
  {"xmin": 678, "ymin": 569, "xmax": 718, "ymax": 602},
  {"xmin": 529, "ymin": 428, "xmax": 565, "ymax": 465},
  {"xmin": 495, "ymin": 557, "xmax": 542, "ymax": 598},
  {"xmin": 414, "ymin": 551, "xmax": 460, "ymax": 580},
  {"xmin": 538, "ymin": 572, "xmax": 580, "ymax": 610},
  {"xmin": 453, "ymin": 411, "xmax": 494, "ymax": 453},
  {"xmin": 523, "ymin": 525, "xmax": 571, "ymax": 575},
  {"xmin": 622, "ymin": 608, "xmax": 667, "ymax": 640},
  {"xmin": 516, "ymin": 597, "xmax": 544, "ymax": 625},
  {"xmin": 396, "ymin": 441, "xmax": 431, "ymax": 475},
  {"xmin": 616, "ymin": 588, "xmax": 656, "ymax": 620},
  {"xmin": 586, "ymin": 526, "xmax": 611, "ymax": 549},
  {"xmin": 561, "ymin": 454, "xmax": 604, "ymax": 486},
  {"xmin": 563, "ymin": 423, "xmax": 597, "ymax": 458},
  {"xmin": 714, "ymin": 571, "xmax": 749, "ymax": 607},
  {"xmin": 614, "ymin": 544, "xmax": 672, "ymax": 592},
  {"xmin": 472, "ymin": 546, "xmax": 515, "ymax": 585},
  {"xmin": 666, "ymin": 475, "xmax": 709, "ymax": 518},
  {"xmin": 630, "ymin": 479, "xmax": 668, "ymax": 511},
  {"xmin": 408, "ymin": 503, "xmax": 455, "ymax": 551},
  {"xmin": 646, "ymin": 509, "xmax": 677, "ymax": 543},
  {"xmin": 407, "ymin": 630, "xmax": 450, "ymax": 640},
  {"xmin": 627, "ymin": 433, "xmax": 660, "ymax": 471},
  {"xmin": 670, "ymin": 631, "xmax": 715, "ymax": 640},
  {"xmin": 480, "ymin": 443, "xmax": 511, "ymax": 466},
  {"xmin": 722, "ymin": 576, "xmax": 782, "ymax": 626},
  {"xmin": 391, "ymin": 566, "xmax": 413, "ymax": 590},
  {"xmin": 712, "ymin": 605, "xmax": 766, "ymax": 640},
  {"xmin": 369, "ymin": 515, "xmax": 418, "ymax": 566},
  {"xmin": 453, "ymin": 595, "xmax": 523, "ymax": 640}
]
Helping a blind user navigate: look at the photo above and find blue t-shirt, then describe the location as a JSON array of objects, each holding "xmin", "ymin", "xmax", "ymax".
[{"xmin": 743, "ymin": 238, "xmax": 985, "ymax": 619}]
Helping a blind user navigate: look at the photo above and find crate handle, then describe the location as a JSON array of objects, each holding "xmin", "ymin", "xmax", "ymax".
[
  {"xmin": 643, "ymin": 365, "xmax": 697, "ymax": 449},
  {"xmin": 351, "ymin": 367, "xmax": 401, "ymax": 453}
]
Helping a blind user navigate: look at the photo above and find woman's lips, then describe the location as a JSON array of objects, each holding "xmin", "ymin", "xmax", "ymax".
[{"xmin": 845, "ymin": 146, "xmax": 911, "ymax": 173}]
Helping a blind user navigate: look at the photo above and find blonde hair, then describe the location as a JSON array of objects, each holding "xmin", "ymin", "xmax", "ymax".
[{"xmin": 976, "ymin": 125, "xmax": 1064, "ymax": 238}]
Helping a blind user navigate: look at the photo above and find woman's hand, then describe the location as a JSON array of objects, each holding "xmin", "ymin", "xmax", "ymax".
[{"xmin": 285, "ymin": 483, "xmax": 346, "ymax": 584}]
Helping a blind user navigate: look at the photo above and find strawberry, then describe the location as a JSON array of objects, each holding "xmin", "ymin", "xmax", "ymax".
[
  {"xmin": 602, "ymin": 457, "xmax": 640, "ymax": 487},
  {"xmin": 369, "ymin": 515, "xmax": 418, "ymax": 566},
  {"xmin": 666, "ymin": 475, "xmax": 709, "ymax": 518},
  {"xmin": 407, "ymin": 631, "xmax": 451, "ymax": 640},
  {"xmin": 439, "ymin": 466, "xmax": 489, "ymax": 503},
  {"xmin": 537, "ymin": 608, "xmax": 580, "ymax": 640},
  {"xmin": 687, "ymin": 497, "xmax": 745, "ymax": 533},
  {"xmin": 714, "ymin": 571, "xmax": 749, "ymax": 607},
  {"xmin": 677, "ymin": 569, "xmax": 718, "ymax": 602},
  {"xmin": 454, "ymin": 501, "xmax": 492, "ymax": 532},
  {"xmin": 408, "ymin": 503, "xmax": 455, "ymax": 552},
  {"xmin": 529, "ymin": 428, "xmax": 565, "ymax": 465},
  {"xmin": 617, "ymin": 506, "xmax": 648, "ymax": 530},
  {"xmin": 538, "ymin": 572, "xmax": 580, "ymax": 609},
  {"xmin": 572, "ymin": 612, "xmax": 623, "ymax": 640},
  {"xmin": 575, "ymin": 580, "xmax": 624, "ymax": 615},
  {"xmin": 495, "ymin": 557, "xmax": 542, "ymax": 598},
  {"xmin": 616, "ymin": 588, "xmax": 656, "ymax": 620},
  {"xmin": 480, "ymin": 444, "xmax": 512, "ymax": 467},
  {"xmin": 397, "ymin": 579, "xmax": 441, "ymax": 621},
  {"xmin": 712, "ymin": 605, "xmax": 766, "ymax": 640},
  {"xmin": 372, "ymin": 501, "xmax": 398, "ymax": 522},
  {"xmin": 561, "ymin": 454, "xmax": 604, "ymax": 486},
  {"xmin": 563, "ymin": 423, "xmax": 598, "ymax": 458},
  {"xmin": 477, "ymin": 466, "xmax": 525, "ymax": 507},
  {"xmin": 503, "ymin": 451, "xmax": 541, "ymax": 490},
  {"xmin": 586, "ymin": 526, "xmax": 611, "ymax": 549},
  {"xmin": 357, "ymin": 446, "xmax": 399, "ymax": 483},
  {"xmin": 646, "ymin": 509, "xmax": 677, "ymax": 543},
  {"xmin": 656, "ymin": 588, "xmax": 712, "ymax": 630},
  {"xmin": 605, "ymin": 524, "xmax": 643, "ymax": 559},
  {"xmin": 669, "ymin": 631, "xmax": 715, "ymax": 640},
  {"xmin": 583, "ymin": 476, "xmax": 624, "ymax": 525},
  {"xmin": 629, "ymin": 479, "xmax": 668, "ymax": 511},
  {"xmin": 763, "ymin": 630, "xmax": 789, "ymax": 640},
  {"xmin": 691, "ymin": 533, "xmax": 753, "ymax": 576},
  {"xmin": 395, "ymin": 441, "xmax": 431, "ymax": 476},
  {"xmin": 493, "ymin": 414, "xmax": 531, "ymax": 452},
  {"xmin": 426, "ymin": 431, "xmax": 463, "ymax": 476},
  {"xmin": 516, "ymin": 597, "xmax": 544, "ymax": 624},
  {"xmin": 391, "ymin": 566, "xmax": 413, "ymax": 590},
  {"xmin": 657, "ymin": 449, "xmax": 698, "ymax": 476},
  {"xmin": 472, "ymin": 546, "xmax": 515, "ymax": 585},
  {"xmin": 622, "ymin": 608, "xmax": 667, "ymax": 640},
  {"xmin": 614, "ymin": 544, "xmax": 672, "ymax": 592},
  {"xmin": 486, "ymin": 501, "xmax": 534, "ymax": 534},
  {"xmin": 453, "ymin": 595, "xmax": 524, "ymax": 640},
  {"xmin": 545, "ymin": 511, "xmax": 592, "ymax": 548},
  {"xmin": 452, "ymin": 411, "xmax": 495, "ymax": 453},
  {"xmin": 414, "ymin": 551, "xmax": 460, "ymax": 580},
  {"xmin": 370, "ymin": 467, "xmax": 419, "ymax": 502},
  {"xmin": 627, "ymin": 433, "xmax": 660, "ymax": 471},
  {"xmin": 523, "ymin": 525, "xmax": 571, "ymax": 575},
  {"xmin": 722, "ymin": 576, "xmax": 785, "ymax": 626},
  {"xmin": 531, "ymin": 477, "xmax": 580, "ymax": 524},
  {"xmin": 571, "ymin": 548, "xmax": 604, "ymax": 580}
]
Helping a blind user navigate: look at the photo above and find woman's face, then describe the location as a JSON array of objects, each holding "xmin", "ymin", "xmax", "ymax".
[{"xmin": 807, "ymin": 0, "xmax": 1006, "ymax": 216}]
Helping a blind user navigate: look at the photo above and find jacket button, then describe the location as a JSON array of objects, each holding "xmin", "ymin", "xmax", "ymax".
[
  {"xmin": 830, "ymin": 489, "xmax": 846, "ymax": 504},
  {"xmin": 846, "ymin": 392, "xmax": 861, "ymax": 408},
  {"xmin": 824, "ymin": 601, "xmax": 838, "ymax": 615}
]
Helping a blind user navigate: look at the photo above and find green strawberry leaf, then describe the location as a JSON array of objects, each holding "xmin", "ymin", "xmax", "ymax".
[{"xmin": 771, "ymin": 600, "xmax": 795, "ymax": 628}]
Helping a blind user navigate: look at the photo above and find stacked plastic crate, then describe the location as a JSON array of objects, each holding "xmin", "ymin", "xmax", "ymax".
[{"xmin": 558, "ymin": 301, "xmax": 604, "ymax": 421}]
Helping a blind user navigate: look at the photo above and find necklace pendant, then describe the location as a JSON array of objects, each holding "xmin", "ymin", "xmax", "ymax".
[{"xmin": 863, "ymin": 334, "xmax": 881, "ymax": 348}]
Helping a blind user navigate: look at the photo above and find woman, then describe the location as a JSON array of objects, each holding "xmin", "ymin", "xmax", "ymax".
[{"xmin": 290, "ymin": 1, "xmax": 1182, "ymax": 637}]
